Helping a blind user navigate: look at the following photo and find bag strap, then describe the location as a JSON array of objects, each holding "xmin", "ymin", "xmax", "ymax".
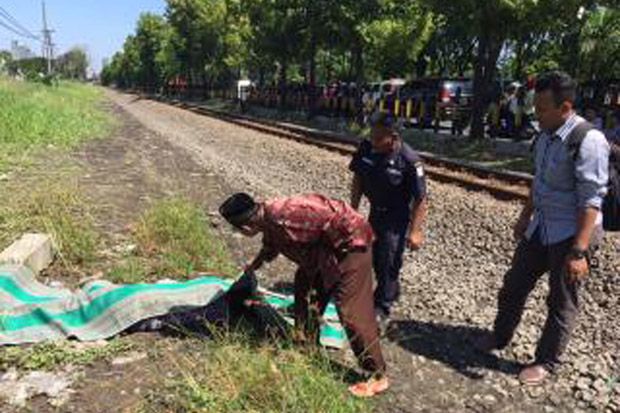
[
  {"xmin": 529, "ymin": 131, "xmax": 541, "ymax": 153},
  {"xmin": 566, "ymin": 121, "xmax": 594, "ymax": 161}
]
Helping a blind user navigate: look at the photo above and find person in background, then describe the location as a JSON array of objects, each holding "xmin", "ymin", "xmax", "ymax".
[{"xmin": 584, "ymin": 106, "xmax": 604, "ymax": 131}]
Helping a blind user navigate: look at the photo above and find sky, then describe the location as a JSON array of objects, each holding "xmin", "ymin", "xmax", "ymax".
[{"xmin": 0, "ymin": 0, "xmax": 166, "ymax": 73}]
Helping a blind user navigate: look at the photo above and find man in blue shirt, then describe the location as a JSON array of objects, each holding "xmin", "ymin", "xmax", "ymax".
[
  {"xmin": 475, "ymin": 71, "xmax": 610, "ymax": 385},
  {"xmin": 349, "ymin": 112, "xmax": 428, "ymax": 325}
]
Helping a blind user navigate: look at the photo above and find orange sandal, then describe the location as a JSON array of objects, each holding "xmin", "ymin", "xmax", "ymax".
[{"xmin": 348, "ymin": 376, "xmax": 390, "ymax": 398}]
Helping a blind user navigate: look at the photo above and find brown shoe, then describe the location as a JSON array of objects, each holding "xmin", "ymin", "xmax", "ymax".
[
  {"xmin": 471, "ymin": 333, "xmax": 499, "ymax": 353},
  {"xmin": 518, "ymin": 364, "xmax": 550, "ymax": 385}
]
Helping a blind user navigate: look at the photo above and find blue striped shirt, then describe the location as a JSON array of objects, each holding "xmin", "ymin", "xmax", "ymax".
[{"xmin": 525, "ymin": 114, "xmax": 610, "ymax": 245}]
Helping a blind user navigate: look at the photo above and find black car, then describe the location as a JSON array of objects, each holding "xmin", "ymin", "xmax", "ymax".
[{"xmin": 400, "ymin": 77, "xmax": 473, "ymax": 119}]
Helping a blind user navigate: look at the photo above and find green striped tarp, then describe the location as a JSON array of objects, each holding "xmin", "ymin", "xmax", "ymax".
[{"xmin": 0, "ymin": 265, "xmax": 346, "ymax": 348}]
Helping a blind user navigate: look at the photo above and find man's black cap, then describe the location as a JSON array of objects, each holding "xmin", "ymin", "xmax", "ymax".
[{"xmin": 219, "ymin": 193, "xmax": 258, "ymax": 227}]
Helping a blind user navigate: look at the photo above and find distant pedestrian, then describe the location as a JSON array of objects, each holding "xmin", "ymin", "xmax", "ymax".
[{"xmin": 584, "ymin": 106, "xmax": 604, "ymax": 131}]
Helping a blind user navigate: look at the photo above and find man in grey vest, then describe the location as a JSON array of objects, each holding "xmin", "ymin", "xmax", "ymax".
[{"xmin": 474, "ymin": 71, "xmax": 610, "ymax": 385}]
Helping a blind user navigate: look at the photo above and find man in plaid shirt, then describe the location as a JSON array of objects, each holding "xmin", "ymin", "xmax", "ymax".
[{"xmin": 219, "ymin": 192, "xmax": 388, "ymax": 397}]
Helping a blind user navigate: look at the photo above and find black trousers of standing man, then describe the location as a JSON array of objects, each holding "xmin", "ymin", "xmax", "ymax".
[{"xmin": 492, "ymin": 230, "xmax": 584, "ymax": 370}]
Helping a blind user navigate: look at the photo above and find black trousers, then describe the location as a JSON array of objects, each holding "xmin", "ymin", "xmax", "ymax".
[
  {"xmin": 370, "ymin": 217, "xmax": 408, "ymax": 315},
  {"xmin": 493, "ymin": 232, "xmax": 581, "ymax": 369}
]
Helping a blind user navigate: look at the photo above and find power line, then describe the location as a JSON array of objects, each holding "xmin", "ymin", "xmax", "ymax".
[
  {"xmin": 0, "ymin": 17, "xmax": 38, "ymax": 41},
  {"xmin": 0, "ymin": 7, "xmax": 39, "ymax": 38},
  {"xmin": 0, "ymin": 5, "xmax": 39, "ymax": 40}
]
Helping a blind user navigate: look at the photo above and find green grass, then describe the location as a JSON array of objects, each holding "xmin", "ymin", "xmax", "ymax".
[
  {"xmin": 0, "ymin": 179, "xmax": 98, "ymax": 269},
  {"xmin": 106, "ymin": 256, "xmax": 151, "ymax": 284},
  {"xmin": 107, "ymin": 198, "xmax": 236, "ymax": 282},
  {"xmin": 0, "ymin": 338, "xmax": 133, "ymax": 371},
  {"xmin": 0, "ymin": 78, "xmax": 112, "ymax": 270},
  {"xmin": 0, "ymin": 77, "xmax": 112, "ymax": 172},
  {"xmin": 141, "ymin": 333, "xmax": 369, "ymax": 413},
  {"xmin": 402, "ymin": 129, "xmax": 534, "ymax": 173}
]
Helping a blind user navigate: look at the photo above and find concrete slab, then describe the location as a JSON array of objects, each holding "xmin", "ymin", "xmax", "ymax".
[{"xmin": 0, "ymin": 233, "xmax": 54, "ymax": 274}]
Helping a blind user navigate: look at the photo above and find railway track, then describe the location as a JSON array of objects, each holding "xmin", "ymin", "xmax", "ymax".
[{"xmin": 149, "ymin": 95, "xmax": 532, "ymax": 202}]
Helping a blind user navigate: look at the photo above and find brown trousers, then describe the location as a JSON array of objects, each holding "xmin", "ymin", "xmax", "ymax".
[{"xmin": 294, "ymin": 248, "xmax": 386, "ymax": 374}]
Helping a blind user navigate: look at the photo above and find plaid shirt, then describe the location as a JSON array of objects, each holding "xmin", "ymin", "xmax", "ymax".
[{"xmin": 260, "ymin": 194, "xmax": 373, "ymax": 273}]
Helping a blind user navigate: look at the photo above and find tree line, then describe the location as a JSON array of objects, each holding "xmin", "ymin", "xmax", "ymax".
[
  {"xmin": 0, "ymin": 47, "xmax": 90, "ymax": 82},
  {"xmin": 101, "ymin": 0, "xmax": 620, "ymax": 138}
]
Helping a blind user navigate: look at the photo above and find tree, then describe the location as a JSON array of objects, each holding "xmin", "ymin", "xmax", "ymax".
[
  {"xmin": 134, "ymin": 13, "xmax": 169, "ymax": 88},
  {"xmin": 423, "ymin": 0, "xmax": 606, "ymax": 139},
  {"xmin": 244, "ymin": 0, "xmax": 305, "ymax": 91},
  {"xmin": 417, "ymin": 15, "xmax": 475, "ymax": 77},
  {"xmin": 579, "ymin": 6, "xmax": 620, "ymax": 82},
  {"xmin": 166, "ymin": 0, "xmax": 231, "ymax": 87},
  {"xmin": 360, "ymin": 1, "xmax": 434, "ymax": 79},
  {"xmin": 7, "ymin": 57, "xmax": 47, "ymax": 79},
  {"xmin": 56, "ymin": 47, "xmax": 89, "ymax": 80},
  {"xmin": 103, "ymin": 36, "xmax": 141, "ymax": 88},
  {"xmin": 101, "ymin": 0, "xmax": 620, "ymax": 138},
  {"xmin": 0, "ymin": 50, "xmax": 12, "ymax": 74}
]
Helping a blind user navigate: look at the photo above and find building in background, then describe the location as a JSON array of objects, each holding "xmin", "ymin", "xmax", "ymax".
[{"xmin": 10, "ymin": 40, "xmax": 35, "ymax": 61}]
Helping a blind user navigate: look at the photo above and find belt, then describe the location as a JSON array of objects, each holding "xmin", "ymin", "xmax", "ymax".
[
  {"xmin": 335, "ymin": 245, "xmax": 368, "ymax": 262},
  {"xmin": 371, "ymin": 206, "xmax": 410, "ymax": 214}
]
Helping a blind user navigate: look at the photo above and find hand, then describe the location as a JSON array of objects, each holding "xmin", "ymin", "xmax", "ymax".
[
  {"xmin": 407, "ymin": 230, "xmax": 424, "ymax": 251},
  {"xmin": 565, "ymin": 257, "xmax": 589, "ymax": 283},
  {"xmin": 513, "ymin": 216, "xmax": 530, "ymax": 241}
]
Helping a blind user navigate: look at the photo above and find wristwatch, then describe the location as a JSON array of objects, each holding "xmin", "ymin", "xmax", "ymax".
[{"xmin": 568, "ymin": 246, "xmax": 588, "ymax": 260}]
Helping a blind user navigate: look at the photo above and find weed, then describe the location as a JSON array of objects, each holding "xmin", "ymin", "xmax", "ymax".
[
  {"xmin": 107, "ymin": 256, "xmax": 150, "ymax": 284},
  {"xmin": 127, "ymin": 198, "xmax": 235, "ymax": 279},
  {"xmin": 0, "ymin": 78, "xmax": 112, "ymax": 172},
  {"xmin": 141, "ymin": 332, "xmax": 369, "ymax": 413},
  {"xmin": 0, "ymin": 338, "xmax": 133, "ymax": 371},
  {"xmin": 0, "ymin": 179, "xmax": 98, "ymax": 268}
]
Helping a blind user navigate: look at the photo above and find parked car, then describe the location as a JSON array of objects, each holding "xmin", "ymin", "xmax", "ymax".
[
  {"xmin": 401, "ymin": 78, "xmax": 472, "ymax": 113},
  {"xmin": 398, "ymin": 77, "xmax": 473, "ymax": 132}
]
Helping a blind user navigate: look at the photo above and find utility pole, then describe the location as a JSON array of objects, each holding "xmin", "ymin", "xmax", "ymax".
[{"xmin": 41, "ymin": 0, "xmax": 54, "ymax": 74}]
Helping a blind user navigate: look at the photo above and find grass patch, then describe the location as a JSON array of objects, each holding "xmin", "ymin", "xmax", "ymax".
[
  {"xmin": 0, "ymin": 338, "xmax": 133, "ymax": 371},
  {"xmin": 142, "ymin": 333, "xmax": 369, "ymax": 413},
  {"xmin": 110, "ymin": 197, "xmax": 235, "ymax": 281},
  {"xmin": 402, "ymin": 129, "xmax": 534, "ymax": 173},
  {"xmin": 0, "ymin": 78, "xmax": 111, "ymax": 271},
  {"xmin": 106, "ymin": 256, "xmax": 150, "ymax": 284},
  {"xmin": 0, "ymin": 77, "xmax": 112, "ymax": 172},
  {"xmin": 0, "ymin": 179, "xmax": 98, "ymax": 269}
]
